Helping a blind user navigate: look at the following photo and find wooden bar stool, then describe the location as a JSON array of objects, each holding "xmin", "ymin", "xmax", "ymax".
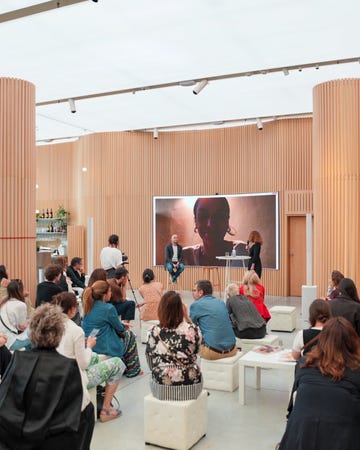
[{"xmin": 201, "ymin": 266, "xmax": 221, "ymax": 295}]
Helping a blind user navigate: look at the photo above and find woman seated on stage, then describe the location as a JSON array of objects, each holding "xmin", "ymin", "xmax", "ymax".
[
  {"xmin": 54, "ymin": 292, "xmax": 125, "ymax": 422},
  {"xmin": 146, "ymin": 291, "xmax": 203, "ymax": 401},
  {"xmin": 0, "ymin": 303, "xmax": 94, "ymax": 450},
  {"xmin": 138, "ymin": 269, "xmax": 163, "ymax": 321},
  {"xmin": 82, "ymin": 280, "xmax": 142, "ymax": 378},
  {"xmin": 279, "ymin": 317, "xmax": 360, "ymax": 450},
  {"xmin": 291, "ymin": 298, "xmax": 331, "ymax": 361},
  {"xmin": 226, "ymin": 283, "xmax": 266, "ymax": 339},
  {"xmin": 239, "ymin": 270, "xmax": 271, "ymax": 322}
]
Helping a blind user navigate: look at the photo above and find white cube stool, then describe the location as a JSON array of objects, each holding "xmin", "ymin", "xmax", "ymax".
[
  {"xmin": 201, "ymin": 352, "xmax": 242, "ymax": 392},
  {"xmin": 269, "ymin": 306, "xmax": 297, "ymax": 332},
  {"xmin": 144, "ymin": 390, "xmax": 207, "ymax": 450},
  {"xmin": 235, "ymin": 334, "xmax": 280, "ymax": 353},
  {"xmin": 140, "ymin": 320, "xmax": 159, "ymax": 343}
]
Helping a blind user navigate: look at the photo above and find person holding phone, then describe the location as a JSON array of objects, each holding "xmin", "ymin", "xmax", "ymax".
[{"xmin": 54, "ymin": 292, "xmax": 125, "ymax": 423}]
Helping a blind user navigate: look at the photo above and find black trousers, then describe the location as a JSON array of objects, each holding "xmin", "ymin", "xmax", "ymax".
[{"xmin": 234, "ymin": 324, "xmax": 266, "ymax": 339}]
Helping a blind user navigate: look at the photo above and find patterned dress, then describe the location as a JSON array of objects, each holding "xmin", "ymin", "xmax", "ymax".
[{"xmin": 146, "ymin": 321, "xmax": 203, "ymax": 400}]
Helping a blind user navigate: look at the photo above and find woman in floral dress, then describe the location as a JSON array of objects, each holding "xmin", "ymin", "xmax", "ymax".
[{"xmin": 146, "ymin": 291, "xmax": 203, "ymax": 401}]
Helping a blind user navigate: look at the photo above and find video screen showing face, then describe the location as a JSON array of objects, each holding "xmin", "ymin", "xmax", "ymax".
[{"xmin": 154, "ymin": 193, "xmax": 278, "ymax": 268}]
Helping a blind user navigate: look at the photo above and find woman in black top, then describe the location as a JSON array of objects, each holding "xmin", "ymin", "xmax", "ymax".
[{"xmin": 246, "ymin": 230, "xmax": 263, "ymax": 278}]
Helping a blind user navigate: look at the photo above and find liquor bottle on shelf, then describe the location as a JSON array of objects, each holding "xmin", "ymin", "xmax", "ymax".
[
  {"xmin": 46, "ymin": 208, "xmax": 49, "ymax": 219},
  {"xmin": 47, "ymin": 224, "xmax": 51, "ymax": 232},
  {"xmin": 41, "ymin": 208, "xmax": 45, "ymax": 218},
  {"xmin": 50, "ymin": 222, "xmax": 54, "ymax": 232},
  {"xmin": 50, "ymin": 208, "xmax": 53, "ymax": 218}
]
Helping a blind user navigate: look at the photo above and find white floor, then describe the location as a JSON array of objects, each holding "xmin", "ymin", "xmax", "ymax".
[{"xmin": 90, "ymin": 291, "xmax": 302, "ymax": 450}]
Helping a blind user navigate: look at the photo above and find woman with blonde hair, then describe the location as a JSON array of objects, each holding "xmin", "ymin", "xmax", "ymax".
[
  {"xmin": 82, "ymin": 280, "xmax": 142, "ymax": 378},
  {"xmin": 246, "ymin": 230, "xmax": 263, "ymax": 278},
  {"xmin": 239, "ymin": 270, "xmax": 271, "ymax": 322}
]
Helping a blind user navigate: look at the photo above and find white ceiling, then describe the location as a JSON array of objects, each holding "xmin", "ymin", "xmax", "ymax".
[{"xmin": 1, "ymin": 0, "xmax": 360, "ymax": 141}]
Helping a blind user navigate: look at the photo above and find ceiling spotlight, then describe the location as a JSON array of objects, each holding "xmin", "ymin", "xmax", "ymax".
[
  {"xmin": 256, "ymin": 118, "xmax": 263, "ymax": 131},
  {"xmin": 82, "ymin": 167, "xmax": 88, "ymax": 172},
  {"xmin": 315, "ymin": 65, "xmax": 319, "ymax": 70},
  {"xmin": 193, "ymin": 80, "xmax": 208, "ymax": 95},
  {"xmin": 68, "ymin": 98, "xmax": 76, "ymax": 113},
  {"xmin": 282, "ymin": 68, "xmax": 289, "ymax": 76},
  {"xmin": 179, "ymin": 80, "xmax": 196, "ymax": 87},
  {"xmin": 153, "ymin": 129, "xmax": 159, "ymax": 139},
  {"xmin": 298, "ymin": 67, "xmax": 303, "ymax": 72}
]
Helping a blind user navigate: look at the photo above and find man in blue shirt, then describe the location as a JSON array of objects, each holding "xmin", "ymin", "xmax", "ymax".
[{"xmin": 190, "ymin": 280, "xmax": 237, "ymax": 360}]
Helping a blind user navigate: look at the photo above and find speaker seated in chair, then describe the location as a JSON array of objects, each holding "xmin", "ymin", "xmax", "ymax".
[{"xmin": 164, "ymin": 234, "xmax": 185, "ymax": 284}]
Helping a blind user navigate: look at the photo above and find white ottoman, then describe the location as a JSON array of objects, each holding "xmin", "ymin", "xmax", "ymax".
[
  {"xmin": 269, "ymin": 306, "xmax": 297, "ymax": 332},
  {"xmin": 144, "ymin": 390, "xmax": 207, "ymax": 450},
  {"xmin": 140, "ymin": 320, "xmax": 159, "ymax": 343},
  {"xmin": 235, "ymin": 334, "xmax": 280, "ymax": 353},
  {"xmin": 201, "ymin": 352, "xmax": 242, "ymax": 392}
]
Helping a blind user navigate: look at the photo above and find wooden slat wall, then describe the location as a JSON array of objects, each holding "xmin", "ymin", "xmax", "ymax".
[
  {"xmin": 36, "ymin": 118, "xmax": 313, "ymax": 295},
  {"xmin": 67, "ymin": 225, "xmax": 87, "ymax": 271},
  {"xmin": 313, "ymin": 79, "xmax": 360, "ymax": 294},
  {"xmin": 0, "ymin": 78, "xmax": 37, "ymax": 299}
]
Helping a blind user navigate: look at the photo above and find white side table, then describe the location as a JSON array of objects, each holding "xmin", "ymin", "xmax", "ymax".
[
  {"xmin": 216, "ymin": 255, "xmax": 250, "ymax": 299},
  {"xmin": 238, "ymin": 348, "xmax": 296, "ymax": 405}
]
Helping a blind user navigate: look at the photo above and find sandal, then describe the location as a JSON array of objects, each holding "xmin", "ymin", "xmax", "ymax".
[{"xmin": 99, "ymin": 407, "xmax": 122, "ymax": 423}]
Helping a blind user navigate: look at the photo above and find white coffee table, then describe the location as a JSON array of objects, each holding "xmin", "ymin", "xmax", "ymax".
[{"xmin": 238, "ymin": 347, "xmax": 296, "ymax": 405}]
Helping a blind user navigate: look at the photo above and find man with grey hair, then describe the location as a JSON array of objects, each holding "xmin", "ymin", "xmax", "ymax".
[{"xmin": 226, "ymin": 283, "xmax": 266, "ymax": 339}]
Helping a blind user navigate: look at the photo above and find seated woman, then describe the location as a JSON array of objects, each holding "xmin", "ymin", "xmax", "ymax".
[
  {"xmin": 82, "ymin": 280, "xmax": 142, "ymax": 378},
  {"xmin": 226, "ymin": 283, "xmax": 266, "ymax": 339},
  {"xmin": 325, "ymin": 269, "xmax": 344, "ymax": 300},
  {"xmin": 239, "ymin": 270, "xmax": 271, "ymax": 322},
  {"xmin": 138, "ymin": 269, "xmax": 163, "ymax": 321},
  {"xmin": 54, "ymin": 292, "xmax": 125, "ymax": 422},
  {"xmin": 292, "ymin": 298, "xmax": 331, "ymax": 361},
  {"xmin": 0, "ymin": 303, "xmax": 94, "ymax": 450},
  {"xmin": 0, "ymin": 265, "xmax": 10, "ymax": 301},
  {"xmin": 329, "ymin": 277, "xmax": 360, "ymax": 336},
  {"xmin": 146, "ymin": 291, "xmax": 203, "ymax": 401},
  {"xmin": 279, "ymin": 317, "xmax": 360, "ymax": 450},
  {"xmin": 0, "ymin": 279, "xmax": 31, "ymax": 350}
]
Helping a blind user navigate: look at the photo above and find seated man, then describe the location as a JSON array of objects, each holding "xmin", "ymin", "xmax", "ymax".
[
  {"xmin": 66, "ymin": 257, "xmax": 86, "ymax": 295},
  {"xmin": 107, "ymin": 267, "xmax": 135, "ymax": 324},
  {"xmin": 164, "ymin": 234, "xmax": 185, "ymax": 283},
  {"xmin": 36, "ymin": 264, "xmax": 63, "ymax": 307},
  {"xmin": 190, "ymin": 280, "xmax": 237, "ymax": 360}
]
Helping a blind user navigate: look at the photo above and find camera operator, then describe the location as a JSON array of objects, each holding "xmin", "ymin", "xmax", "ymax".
[{"xmin": 100, "ymin": 234, "xmax": 124, "ymax": 279}]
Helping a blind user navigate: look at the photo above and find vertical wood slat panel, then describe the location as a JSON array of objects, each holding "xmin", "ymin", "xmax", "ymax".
[
  {"xmin": 313, "ymin": 79, "xmax": 360, "ymax": 295},
  {"xmin": 36, "ymin": 119, "xmax": 313, "ymax": 296},
  {"xmin": 67, "ymin": 225, "xmax": 86, "ymax": 271},
  {"xmin": 0, "ymin": 78, "xmax": 37, "ymax": 299}
]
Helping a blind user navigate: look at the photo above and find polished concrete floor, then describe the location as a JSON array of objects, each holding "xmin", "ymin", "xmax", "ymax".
[{"xmin": 90, "ymin": 291, "xmax": 302, "ymax": 450}]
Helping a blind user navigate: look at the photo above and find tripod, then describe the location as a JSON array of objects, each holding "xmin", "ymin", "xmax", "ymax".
[{"xmin": 126, "ymin": 271, "xmax": 138, "ymax": 305}]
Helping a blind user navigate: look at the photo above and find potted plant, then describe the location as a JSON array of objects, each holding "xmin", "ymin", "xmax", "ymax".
[{"xmin": 55, "ymin": 205, "xmax": 70, "ymax": 231}]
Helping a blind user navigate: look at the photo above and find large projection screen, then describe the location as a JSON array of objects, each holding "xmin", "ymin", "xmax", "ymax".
[{"xmin": 154, "ymin": 193, "xmax": 279, "ymax": 269}]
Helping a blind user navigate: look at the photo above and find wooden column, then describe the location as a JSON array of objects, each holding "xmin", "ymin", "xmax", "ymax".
[
  {"xmin": 313, "ymin": 79, "xmax": 360, "ymax": 293},
  {"xmin": 0, "ymin": 78, "xmax": 37, "ymax": 301}
]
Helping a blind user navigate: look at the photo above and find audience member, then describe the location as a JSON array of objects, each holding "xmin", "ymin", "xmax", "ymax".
[
  {"xmin": 0, "ymin": 279, "xmax": 31, "ymax": 350},
  {"xmin": 138, "ymin": 269, "xmax": 163, "ymax": 321},
  {"xmin": 190, "ymin": 280, "xmax": 237, "ymax": 360},
  {"xmin": 107, "ymin": 267, "xmax": 135, "ymax": 323},
  {"xmin": 35, "ymin": 264, "xmax": 63, "ymax": 307},
  {"xmin": 100, "ymin": 234, "xmax": 123, "ymax": 278},
  {"xmin": 66, "ymin": 257, "xmax": 86, "ymax": 293},
  {"xmin": 0, "ymin": 333, "xmax": 11, "ymax": 379},
  {"xmin": 82, "ymin": 280, "xmax": 142, "ymax": 378},
  {"xmin": 164, "ymin": 234, "xmax": 185, "ymax": 283},
  {"xmin": 239, "ymin": 270, "xmax": 271, "ymax": 322},
  {"xmin": 146, "ymin": 291, "xmax": 202, "ymax": 400},
  {"xmin": 226, "ymin": 283, "xmax": 266, "ymax": 339},
  {"xmin": 246, "ymin": 230, "xmax": 263, "ymax": 278},
  {"xmin": 0, "ymin": 303, "xmax": 94, "ymax": 450},
  {"xmin": 291, "ymin": 299, "xmax": 331, "ymax": 361},
  {"xmin": 54, "ymin": 256, "xmax": 73, "ymax": 292},
  {"xmin": 325, "ymin": 269, "xmax": 344, "ymax": 300},
  {"xmin": 279, "ymin": 317, "xmax": 360, "ymax": 450},
  {"xmin": 54, "ymin": 292, "xmax": 125, "ymax": 423},
  {"xmin": 0, "ymin": 265, "xmax": 10, "ymax": 301},
  {"xmin": 329, "ymin": 277, "xmax": 360, "ymax": 336}
]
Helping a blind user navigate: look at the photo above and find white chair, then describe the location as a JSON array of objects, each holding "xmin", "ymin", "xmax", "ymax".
[
  {"xmin": 235, "ymin": 334, "xmax": 280, "ymax": 353},
  {"xmin": 140, "ymin": 319, "xmax": 159, "ymax": 343},
  {"xmin": 201, "ymin": 352, "xmax": 242, "ymax": 392},
  {"xmin": 144, "ymin": 390, "xmax": 207, "ymax": 450},
  {"xmin": 269, "ymin": 306, "xmax": 297, "ymax": 332}
]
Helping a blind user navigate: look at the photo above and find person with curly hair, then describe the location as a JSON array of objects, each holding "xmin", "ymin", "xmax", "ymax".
[{"xmin": 0, "ymin": 303, "xmax": 94, "ymax": 450}]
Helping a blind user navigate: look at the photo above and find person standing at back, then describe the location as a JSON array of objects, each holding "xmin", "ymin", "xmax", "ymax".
[
  {"xmin": 190, "ymin": 280, "xmax": 237, "ymax": 360},
  {"xmin": 164, "ymin": 234, "xmax": 185, "ymax": 283},
  {"xmin": 246, "ymin": 230, "xmax": 263, "ymax": 278},
  {"xmin": 100, "ymin": 234, "xmax": 124, "ymax": 279}
]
